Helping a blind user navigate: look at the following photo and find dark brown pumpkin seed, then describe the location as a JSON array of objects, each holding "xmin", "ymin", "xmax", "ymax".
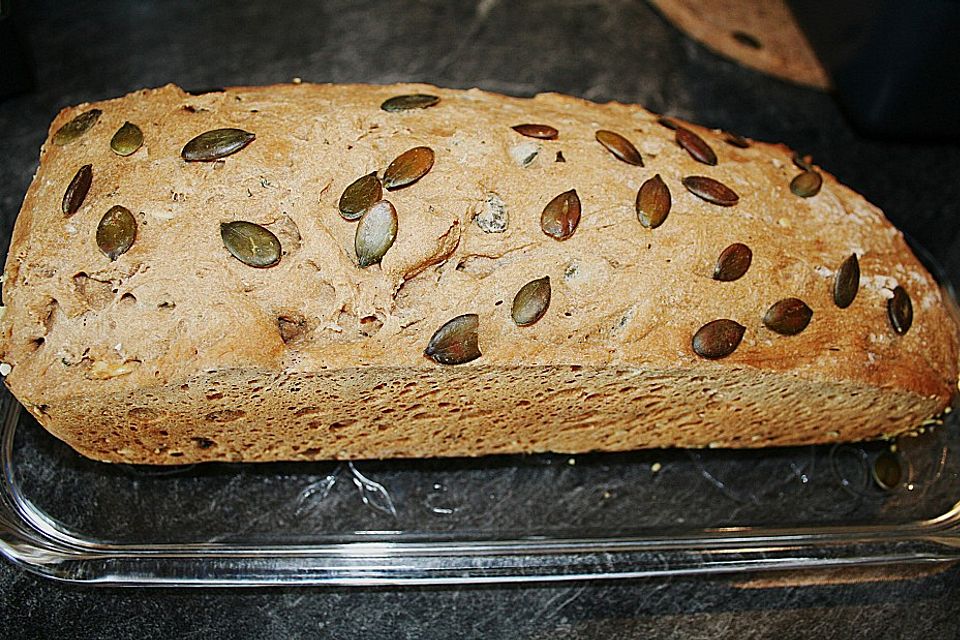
[
  {"xmin": 339, "ymin": 172, "xmax": 382, "ymax": 221},
  {"xmin": 763, "ymin": 298, "xmax": 813, "ymax": 335},
  {"xmin": 383, "ymin": 146, "xmax": 434, "ymax": 190},
  {"xmin": 110, "ymin": 121, "xmax": 143, "ymax": 156},
  {"xmin": 512, "ymin": 276, "xmax": 551, "ymax": 326},
  {"xmin": 185, "ymin": 87, "xmax": 225, "ymax": 96},
  {"xmin": 277, "ymin": 315, "xmax": 308, "ymax": 344},
  {"xmin": 61, "ymin": 164, "xmax": 93, "ymax": 216},
  {"xmin": 732, "ymin": 30, "xmax": 763, "ymax": 49},
  {"xmin": 790, "ymin": 170, "xmax": 822, "ymax": 197},
  {"xmin": 792, "ymin": 152, "xmax": 814, "ymax": 171},
  {"xmin": 595, "ymin": 130, "xmax": 644, "ymax": 166},
  {"xmin": 52, "ymin": 109, "xmax": 102, "ymax": 146},
  {"xmin": 424, "ymin": 314, "xmax": 481, "ymax": 365},
  {"xmin": 220, "ymin": 221, "xmax": 281, "ymax": 268},
  {"xmin": 512, "ymin": 124, "xmax": 559, "ymax": 140},
  {"xmin": 355, "ymin": 200, "xmax": 398, "ymax": 267},
  {"xmin": 682, "ymin": 176, "xmax": 739, "ymax": 206},
  {"xmin": 676, "ymin": 127, "xmax": 717, "ymax": 165},
  {"xmin": 540, "ymin": 189, "xmax": 581, "ymax": 241},
  {"xmin": 723, "ymin": 132, "xmax": 750, "ymax": 148},
  {"xmin": 636, "ymin": 174, "xmax": 671, "ymax": 229},
  {"xmin": 96, "ymin": 205, "xmax": 137, "ymax": 261},
  {"xmin": 713, "ymin": 243, "xmax": 752, "ymax": 281},
  {"xmin": 833, "ymin": 253, "xmax": 860, "ymax": 308},
  {"xmin": 181, "ymin": 128, "xmax": 255, "ymax": 161},
  {"xmin": 888, "ymin": 286, "xmax": 913, "ymax": 335},
  {"xmin": 692, "ymin": 319, "xmax": 745, "ymax": 359},
  {"xmin": 872, "ymin": 451, "xmax": 902, "ymax": 490},
  {"xmin": 380, "ymin": 94, "xmax": 440, "ymax": 112},
  {"xmin": 656, "ymin": 116, "xmax": 679, "ymax": 130}
]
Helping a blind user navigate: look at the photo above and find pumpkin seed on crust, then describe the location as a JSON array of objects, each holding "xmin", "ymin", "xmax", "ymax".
[
  {"xmin": 381, "ymin": 94, "xmax": 440, "ymax": 112},
  {"xmin": 693, "ymin": 319, "xmax": 745, "ymax": 359},
  {"xmin": 110, "ymin": 122, "xmax": 144, "ymax": 156},
  {"xmin": 52, "ymin": 109, "xmax": 102, "ymax": 146},
  {"xmin": 512, "ymin": 124, "xmax": 559, "ymax": 139},
  {"xmin": 339, "ymin": 173, "xmax": 383, "ymax": 221},
  {"xmin": 763, "ymin": 298, "xmax": 813, "ymax": 335},
  {"xmin": 220, "ymin": 220, "xmax": 282, "ymax": 268},
  {"xmin": 596, "ymin": 130, "xmax": 644, "ymax": 166},
  {"xmin": 355, "ymin": 200, "xmax": 398, "ymax": 267},
  {"xmin": 424, "ymin": 314, "xmax": 481, "ymax": 364},
  {"xmin": 181, "ymin": 128, "xmax": 255, "ymax": 161},
  {"xmin": 383, "ymin": 146, "xmax": 434, "ymax": 190},
  {"xmin": 97, "ymin": 205, "xmax": 137, "ymax": 261},
  {"xmin": 62, "ymin": 164, "xmax": 93, "ymax": 215},
  {"xmin": 636, "ymin": 174, "xmax": 671, "ymax": 229},
  {"xmin": 512, "ymin": 276, "xmax": 551, "ymax": 326},
  {"xmin": 682, "ymin": 176, "xmax": 739, "ymax": 206},
  {"xmin": 540, "ymin": 189, "xmax": 581, "ymax": 240}
]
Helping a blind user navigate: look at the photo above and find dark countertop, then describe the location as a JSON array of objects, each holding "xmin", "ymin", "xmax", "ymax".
[{"xmin": 1, "ymin": 1, "xmax": 959, "ymax": 637}]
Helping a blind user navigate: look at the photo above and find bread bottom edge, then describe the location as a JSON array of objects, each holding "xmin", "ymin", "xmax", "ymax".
[{"xmin": 27, "ymin": 365, "xmax": 949, "ymax": 465}]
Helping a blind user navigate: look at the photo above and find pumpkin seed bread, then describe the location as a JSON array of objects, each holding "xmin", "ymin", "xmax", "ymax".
[{"xmin": 0, "ymin": 82, "xmax": 957, "ymax": 464}]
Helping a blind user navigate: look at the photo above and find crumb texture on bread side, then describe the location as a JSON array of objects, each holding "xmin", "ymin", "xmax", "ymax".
[
  {"xmin": 0, "ymin": 83, "xmax": 956, "ymax": 463},
  {"xmin": 44, "ymin": 365, "xmax": 943, "ymax": 464}
]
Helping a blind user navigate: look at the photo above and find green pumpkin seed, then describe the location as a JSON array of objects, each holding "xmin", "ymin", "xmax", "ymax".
[
  {"xmin": 512, "ymin": 124, "xmax": 559, "ymax": 139},
  {"xmin": 872, "ymin": 451, "xmax": 902, "ymax": 490},
  {"xmin": 512, "ymin": 276, "xmax": 551, "ymax": 326},
  {"xmin": 636, "ymin": 174, "xmax": 671, "ymax": 229},
  {"xmin": 355, "ymin": 200, "xmax": 398, "ymax": 267},
  {"xmin": 540, "ymin": 189, "xmax": 581, "ymax": 241},
  {"xmin": 790, "ymin": 170, "xmax": 822, "ymax": 197},
  {"xmin": 380, "ymin": 94, "xmax": 440, "ymax": 112},
  {"xmin": 888, "ymin": 286, "xmax": 913, "ymax": 335},
  {"xmin": 763, "ymin": 298, "xmax": 813, "ymax": 335},
  {"xmin": 723, "ymin": 132, "xmax": 750, "ymax": 148},
  {"xmin": 682, "ymin": 176, "xmax": 739, "ymax": 206},
  {"xmin": 713, "ymin": 243, "xmax": 752, "ymax": 281},
  {"xmin": 52, "ymin": 109, "xmax": 102, "ymax": 146},
  {"xmin": 383, "ymin": 146, "xmax": 434, "ymax": 190},
  {"xmin": 221, "ymin": 221, "xmax": 281, "ymax": 268},
  {"xmin": 424, "ymin": 314, "xmax": 481, "ymax": 365},
  {"xmin": 181, "ymin": 128, "xmax": 255, "ymax": 161},
  {"xmin": 596, "ymin": 130, "xmax": 644, "ymax": 166},
  {"xmin": 692, "ymin": 319, "xmax": 745, "ymax": 359},
  {"xmin": 62, "ymin": 164, "xmax": 93, "ymax": 216},
  {"xmin": 833, "ymin": 253, "xmax": 860, "ymax": 308},
  {"xmin": 96, "ymin": 205, "xmax": 137, "ymax": 261},
  {"xmin": 339, "ymin": 172, "xmax": 383, "ymax": 221},
  {"xmin": 110, "ymin": 121, "xmax": 143, "ymax": 156},
  {"xmin": 676, "ymin": 127, "xmax": 717, "ymax": 165}
]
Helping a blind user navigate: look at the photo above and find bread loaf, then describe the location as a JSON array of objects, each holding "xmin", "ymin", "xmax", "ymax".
[{"xmin": 0, "ymin": 82, "xmax": 956, "ymax": 464}]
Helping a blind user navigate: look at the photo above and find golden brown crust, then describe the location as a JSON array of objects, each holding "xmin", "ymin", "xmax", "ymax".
[{"xmin": 0, "ymin": 82, "xmax": 956, "ymax": 463}]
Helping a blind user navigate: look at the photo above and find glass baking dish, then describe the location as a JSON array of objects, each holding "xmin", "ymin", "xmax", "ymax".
[
  {"xmin": 2, "ymin": 257, "xmax": 959, "ymax": 586},
  {"xmin": 2, "ymin": 388, "xmax": 958, "ymax": 586}
]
